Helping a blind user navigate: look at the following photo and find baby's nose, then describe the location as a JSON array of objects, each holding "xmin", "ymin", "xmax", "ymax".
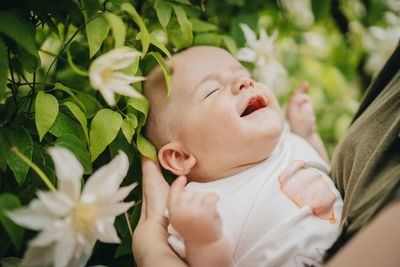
[{"xmin": 233, "ymin": 77, "xmax": 254, "ymax": 94}]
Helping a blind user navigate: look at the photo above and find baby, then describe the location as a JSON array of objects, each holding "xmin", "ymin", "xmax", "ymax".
[{"xmin": 143, "ymin": 46, "xmax": 343, "ymax": 267}]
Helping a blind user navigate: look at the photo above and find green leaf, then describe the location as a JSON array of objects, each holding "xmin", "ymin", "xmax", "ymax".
[
  {"xmin": 127, "ymin": 97, "xmax": 149, "ymax": 122},
  {"xmin": 222, "ymin": 35, "xmax": 238, "ymax": 55},
  {"xmin": 105, "ymin": 13, "xmax": 126, "ymax": 48},
  {"xmin": 5, "ymin": 127, "xmax": 33, "ymax": 185},
  {"xmin": 75, "ymin": 93, "xmax": 102, "ymax": 119},
  {"xmin": 172, "ymin": 5, "xmax": 193, "ymax": 47},
  {"xmin": 39, "ymin": 13, "xmax": 60, "ymax": 37},
  {"xmin": 155, "ymin": 0, "xmax": 172, "ymax": 28},
  {"xmin": 66, "ymin": 44, "xmax": 89, "ymax": 76},
  {"xmin": 0, "ymin": 257, "xmax": 22, "ymax": 267},
  {"xmin": 168, "ymin": 27, "xmax": 189, "ymax": 50},
  {"xmin": 122, "ymin": 3, "xmax": 150, "ymax": 55},
  {"xmin": 55, "ymin": 134, "xmax": 92, "ymax": 174},
  {"xmin": 50, "ymin": 112, "xmax": 87, "ymax": 139},
  {"xmin": 0, "ymin": 131, "xmax": 8, "ymax": 171},
  {"xmin": 115, "ymin": 203, "xmax": 141, "ymax": 258},
  {"xmin": 0, "ymin": 38, "xmax": 9, "ymax": 100},
  {"xmin": 0, "ymin": 11, "xmax": 39, "ymax": 60},
  {"xmin": 109, "ymin": 131, "xmax": 135, "ymax": 163},
  {"xmin": 0, "ymin": 228, "xmax": 11, "ymax": 258},
  {"xmin": 171, "ymin": 0, "xmax": 191, "ymax": 4},
  {"xmin": 35, "ymin": 91, "xmax": 59, "ymax": 141},
  {"xmin": 63, "ymin": 101, "xmax": 89, "ymax": 143},
  {"xmin": 15, "ymin": 45, "xmax": 39, "ymax": 73},
  {"xmin": 137, "ymin": 133, "xmax": 157, "ymax": 162},
  {"xmin": 194, "ymin": 33, "xmax": 222, "ymax": 46},
  {"xmin": 121, "ymin": 114, "xmax": 138, "ymax": 144},
  {"xmin": 149, "ymin": 35, "xmax": 172, "ymax": 59},
  {"xmin": 0, "ymin": 193, "xmax": 24, "ymax": 250},
  {"xmin": 82, "ymin": 0, "xmax": 103, "ymax": 20},
  {"xmin": 54, "ymin": 83, "xmax": 87, "ymax": 114},
  {"xmin": 89, "ymin": 109, "xmax": 122, "ymax": 162},
  {"xmin": 190, "ymin": 18, "xmax": 218, "ymax": 32},
  {"xmin": 86, "ymin": 14, "xmax": 111, "ymax": 58},
  {"xmin": 147, "ymin": 52, "xmax": 172, "ymax": 96}
]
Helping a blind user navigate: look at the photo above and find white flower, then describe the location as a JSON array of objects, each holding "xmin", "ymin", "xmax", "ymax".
[
  {"xmin": 387, "ymin": 0, "xmax": 400, "ymax": 12},
  {"xmin": 7, "ymin": 147, "xmax": 136, "ymax": 267},
  {"xmin": 303, "ymin": 30, "xmax": 329, "ymax": 58},
  {"xmin": 236, "ymin": 24, "xmax": 289, "ymax": 96},
  {"xmin": 362, "ymin": 12, "xmax": 400, "ymax": 75},
  {"xmin": 254, "ymin": 61, "xmax": 290, "ymax": 96},
  {"xmin": 89, "ymin": 47, "xmax": 145, "ymax": 106},
  {"xmin": 280, "ymin": 0, "xmax": 314, "ymax": 28}
]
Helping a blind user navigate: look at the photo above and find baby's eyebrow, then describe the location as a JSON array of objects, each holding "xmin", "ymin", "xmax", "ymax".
[
  {"xmin": 194, "ymin": 65, "xmax": 248, "ymax": 89},
  {"xmin": 194, "ymin": 73, "xmax": 221, "ymax": 90}
]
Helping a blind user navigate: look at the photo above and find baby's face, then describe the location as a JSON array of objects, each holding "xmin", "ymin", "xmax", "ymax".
[{"xmin": 167, "ymin": 46, "xmax": 284, "ymax": 181}]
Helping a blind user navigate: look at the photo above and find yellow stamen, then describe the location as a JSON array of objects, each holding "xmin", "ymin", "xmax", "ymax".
[{"xmin": 72, "ymin": 202, "xmax": 99, "ymax": 234}]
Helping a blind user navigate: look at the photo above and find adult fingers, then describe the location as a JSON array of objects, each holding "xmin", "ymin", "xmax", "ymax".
[
  {"xmin": 141, "ymin": 157, "xmax": 170, "ymax": 217},
  {"xmin": 168, "ymin": 176, "xmax": 187, "ymax": 209}
]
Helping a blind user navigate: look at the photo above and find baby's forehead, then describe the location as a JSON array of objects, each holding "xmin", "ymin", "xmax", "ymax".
[
  {"xmin": 173, "ymin": 46, "xmax": 239, "ymax": 68},
  {"xmin": 172, "ymin": 47, "xmax": 245, "ymax": 80}
]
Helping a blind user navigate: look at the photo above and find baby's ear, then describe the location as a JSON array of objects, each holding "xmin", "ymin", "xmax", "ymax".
[{"xmin": 158, "ymin": 142, "xmax": 196, "ymax": 176}]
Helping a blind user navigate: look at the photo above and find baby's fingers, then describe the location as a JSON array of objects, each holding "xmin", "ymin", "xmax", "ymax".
[
  {"xmin": 201, "ymin": 193, "xmax": 219, "ymax": 208},
  {"xmin": 295, "ymin": 81, "xmax": 309, "ymax": 94}
]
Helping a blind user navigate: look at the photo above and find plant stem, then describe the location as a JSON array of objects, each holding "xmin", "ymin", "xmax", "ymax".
[
  {"xmin": 12, "ymin": 146, "xmax": 57, "ymax": 193},
  {"xmin": 124, "ymin": 211, "xmax": 133, "ymax": 237},
  {"xmin": 27, "ymin": 69, "xmax": 37, "ymax": 114},
  {"xmin": 7, "ymin": 49, "xmax": 18, "ymax": 108}
]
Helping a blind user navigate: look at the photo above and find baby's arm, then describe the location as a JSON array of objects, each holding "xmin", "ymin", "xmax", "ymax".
[
  {"xmin": 287, "ymin": 82, "xmax": 329, "ymax": 163},
  {"xmin": 168, "ymin": 176, "xmax": 234, "ymax": 267}
]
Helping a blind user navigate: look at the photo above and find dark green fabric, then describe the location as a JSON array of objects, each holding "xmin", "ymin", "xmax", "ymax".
[{"xmin": 325, "ymin": 43, "xmax": 400, "ymax": 260}]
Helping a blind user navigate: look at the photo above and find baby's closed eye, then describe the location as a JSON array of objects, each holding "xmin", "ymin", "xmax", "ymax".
[{"xmin": 203, "ymin": 88, "xmax": 220, "ymax": 99}]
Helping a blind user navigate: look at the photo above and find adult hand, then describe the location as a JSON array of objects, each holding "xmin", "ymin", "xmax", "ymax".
[{"xmin": 132, "ymin": 157, "xmax": 187, "ymax": 267}]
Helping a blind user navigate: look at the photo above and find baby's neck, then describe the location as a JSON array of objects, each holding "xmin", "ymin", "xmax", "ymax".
[{"xmin": 188, "ymin": 157, "xmax": 267, "ymax": 183}]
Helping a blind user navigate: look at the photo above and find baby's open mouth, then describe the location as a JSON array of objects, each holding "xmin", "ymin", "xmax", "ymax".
[{"xmin": 240, "ymin": 96, "xmax": 268, "ymax": 117}]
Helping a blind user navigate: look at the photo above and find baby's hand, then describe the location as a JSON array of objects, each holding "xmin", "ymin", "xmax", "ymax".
[
  {"xmin": 287, "ymin": 82, "xmax": 317, "ymax": 139},
  {"xmin": 168, "ymin": 176, "xmax": 223, "ymax": 246}
]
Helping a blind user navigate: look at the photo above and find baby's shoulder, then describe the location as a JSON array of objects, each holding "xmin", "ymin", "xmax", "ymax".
[{"xmin": 282, "ymin": 132, "xmax": 329, "ymax": 171}]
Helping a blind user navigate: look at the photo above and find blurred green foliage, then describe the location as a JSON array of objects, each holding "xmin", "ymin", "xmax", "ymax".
[{"xmin": 0, "ymin": 0, "xmax": 398, "ymax": 265}]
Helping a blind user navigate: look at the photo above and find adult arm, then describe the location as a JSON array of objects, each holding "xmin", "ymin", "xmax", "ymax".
[
  {"xmin": 132, "ymin": 158, "xmax": 188, "ymax": 267},
  {"xmin": 324, "ymin": 201, "xmax": 400, "ymax": 267}
]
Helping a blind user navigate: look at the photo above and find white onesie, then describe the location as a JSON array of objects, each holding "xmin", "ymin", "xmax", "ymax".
[{"xmin": 168, "ymin": 132, "xmax": 343, "ymax": 267}]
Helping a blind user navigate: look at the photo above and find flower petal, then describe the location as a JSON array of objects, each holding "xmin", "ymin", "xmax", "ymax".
[
  {"xmin": 82, "ymin": 150, "xmax": 129, "ymax": 201},
  {"xmin": 101, "ymin": 201, "xmax": 135, "ymax": 217},
  {"xmin": 109, "ymin": 183, "xmax": 138, "ymax": 203},
  {"xmin": 95, "ymin": 219, "xmax": 121, "ymax": 243},
  {"xmin": 236, "ymin": 47, "xmax": 257, "ymax": 62},
  {"xmin": 37, "ymin": 191, "xmax": 73, "ymax": 217},
  {"xmin": 7, "ymin": 199, "xmax": 57, "ymax": 230},
  {"xmin": 21, "ymin": 244, "xmax": 55, "ymax": 266},
  {"xmin": 107, "ymin": 80, "xmax": 144, "ymax": 99},
  {"xmin": 54, "ymin": 228, "xmax": 77, "ymax": 267},
  {"xmin": 98, "ymin": 86, "xmax": 116, "ymax": 106},
  {"xmin": 29, "ymin": 219, "xmax": 68, "ymax": 246},
  {"xmin": 240, "ymin": 23, "xmax": 257, "ymax": 47},
  {"xmin": 110, "ymin": 51, "xmax": 141, "ymax": 70},
  {"xmin": 91, "ymin": 47, "xmax": 141, "ymax": 71},
  {"xmin": 48, "ymin": 146, "xmax": 83, "ymax": 201},
  {"xmin": 89, "ymin": 71, "xmax": 105, "ymax": 91},
  {"xmin": 111, "ymin": 72, "xmax": 146, "ymax": 84}
]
